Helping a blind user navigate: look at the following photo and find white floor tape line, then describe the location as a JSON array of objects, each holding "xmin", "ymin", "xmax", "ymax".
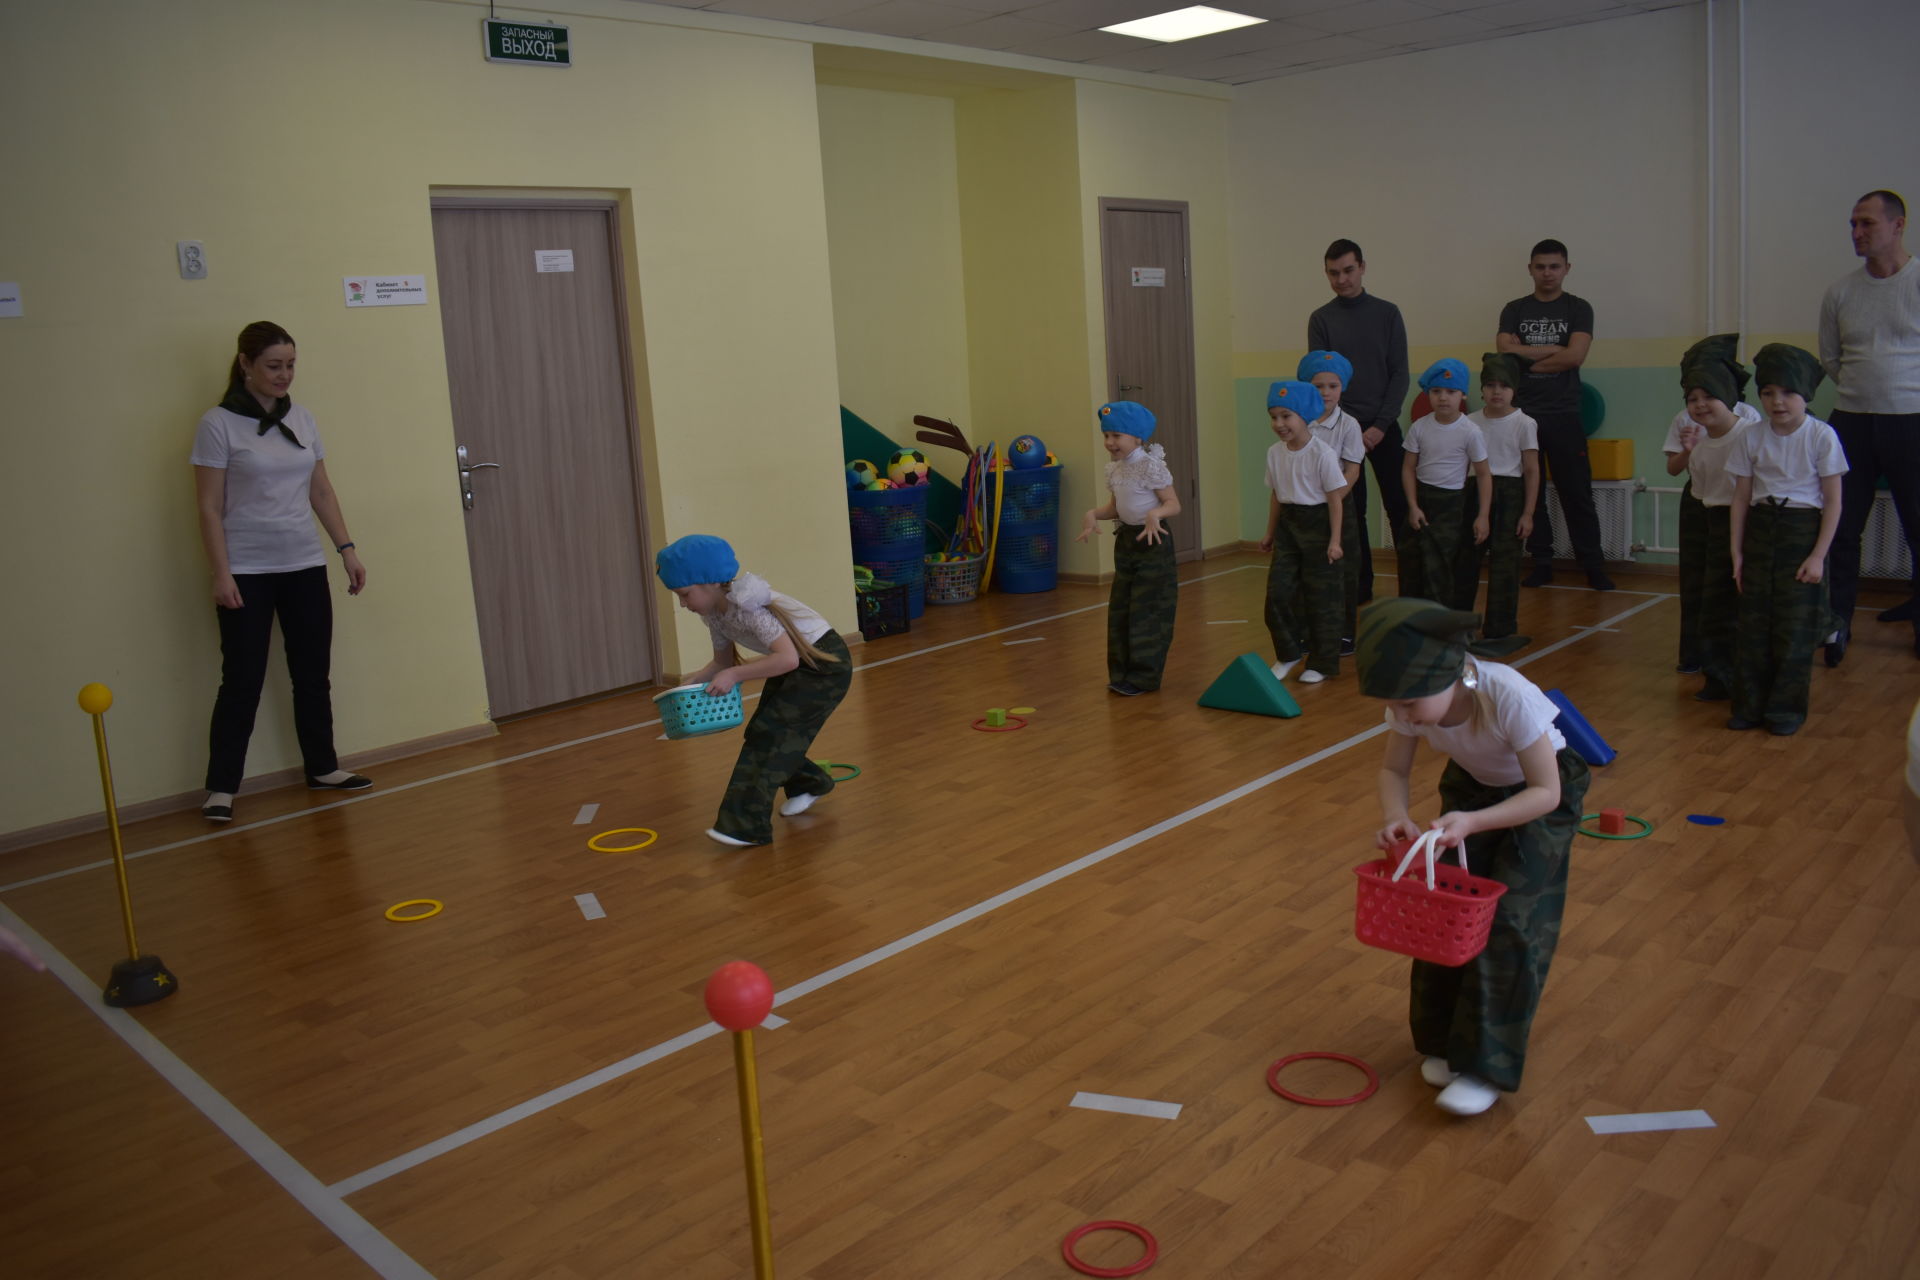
[
  {"xmin": 6, "ymin": 568, "xmax": 1269, "ymax": 894},
  {"xmin": 572, "ymin": 804, "xmax": 599, "ymax": 825},
  {"xmin": 1071, "ymin": 1091, "xmax": 1182, "ymax": 1120},
  {"xmin": 1206, "ymin": 619, "xmax": 1249, "ymax": 625},
  {"xmin": 1002, "ymin": 637, "xmax": 1046, "ymax": 646},
  {"xmin": 0, "ymin": 901, "xmax": 436, "ymax": 1279},
  {"xmin": 761, "ymin": 1013, "xmax": 789, "ymax": 1029},
  {"xmin": 574, "ymin": 893, "xmax": 606, "ymax": 921},
  {"xmin": 1586, "ymin": 1109, "xmax": 1715, "ymax": 1135},
  {"xmin": 329, "ymin": 593, "xmax": 1667, "ymax": 1195}
]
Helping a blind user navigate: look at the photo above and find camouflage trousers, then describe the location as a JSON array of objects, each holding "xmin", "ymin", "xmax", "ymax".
[
  {"xmin": 1410, "ymin": 747, "xmax": 1589, "ymax": 1092},
  {"xmin": 1733, "ymin": 502, "xmax": 1830, "ymax": 732},
  {"xmin": 1676, "ymin": 483, "xmax": 1707, "ymax": 668},
  {"xmin": 1266, "ymin": 502, "xmax": 1342, "ymax": 676},
  {"xmin": 1459, "ymin": 475, "xmax": 1528, "ymax": 638},
  {"xmin": 1109, "ymin": 522, "xmax": 1177, "ymax": 690},
  {"xmin": 1407, "ymin": 481, "xmax": 1475, "ymax": 609},
  {"xmin": 1696, "ymin": 504, "xmax": 1739, "ymax": 699},
  {"xmin": 715, "ymin": 630, "xmax": 853, "ymax": 844}
]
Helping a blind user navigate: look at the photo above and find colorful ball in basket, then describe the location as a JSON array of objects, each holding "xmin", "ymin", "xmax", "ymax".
[
  {"xmin": 653, "ymin": 682, "xmax": 745, "ymax": 739},
  {"xmin": 887, "ymin": 448, "xmax": 930, "ymax": 486},
  {"xmin": 1009, "ymin": 434, "xmax": 1048, "ymax": 469},
  {"xmin": 847, "ymin": 459, "xmax": 878, "ymax": 489}
]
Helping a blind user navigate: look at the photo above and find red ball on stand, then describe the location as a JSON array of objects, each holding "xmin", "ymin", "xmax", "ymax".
[{"xmin": 705, "ymin": 960, "xmax": 775, "ymax": 1031}]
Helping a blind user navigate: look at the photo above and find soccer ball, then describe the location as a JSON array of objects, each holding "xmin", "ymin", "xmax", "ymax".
[
  {"xmin": 1009, "ymin": 434, "xmax": 1048, "ymax": 469},
  {"xmin": 887, "ymin": 449, "xmax": 930, "ymax": 486},
  {"xmin": 847, "ymin": 459, "xmax": 878, "ymax": 489}
]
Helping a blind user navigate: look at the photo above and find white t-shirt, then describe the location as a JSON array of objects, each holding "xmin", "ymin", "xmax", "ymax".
[
  {"xmin": 704, "ymin": 571, "xmax": 831, "ymax": 655},
  {"xmin": 189, "ymin": 403, "xmax": 328, "ymax": 574},
  {"xmin": 1106, "ymin": 444, "xmax": 1175, "ymax": 526},
  {"xmin": 1385, "ymin": 660, "xmax": 1567, "ymax": 788},
  {"xmin": 1310, "ymin": 406, "xmax": 1367, "ymax": 469},
  {"xmin": 1662, "ymin": 401, "xmax": 1763, "ymax": 507},
  {"xmin": 1265, "ymin": 437, "xmax": 1346, "ymax": 506},
  {"xmin": 1470, "ymin": 408, "xmax": 1538, "ymax": 479},
  {"xmin": 1404, "ymin": 414, "xmax": 1489, "ymax": 489},
  {"xmin": 1724, "ymin": 414, "xmax": 1849, "ymax": 509}
]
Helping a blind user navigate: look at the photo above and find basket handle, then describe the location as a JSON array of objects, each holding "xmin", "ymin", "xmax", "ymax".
[{"xmin": 1389, "ymin": 828, "xmax": 1469, "ymax": 890}]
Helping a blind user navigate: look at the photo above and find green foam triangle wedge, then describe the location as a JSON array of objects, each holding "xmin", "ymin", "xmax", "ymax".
[{"xmin": 1197, "ymin": 652, "xmax": 1302, "ymax": 718}]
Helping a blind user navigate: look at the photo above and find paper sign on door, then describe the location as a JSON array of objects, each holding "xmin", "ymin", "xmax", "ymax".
[
  {"xmin": 535, "ymin": 250, "xmax": 575, "ymax": 273},
  {"xmin": 1131, "ymin": 267, "xmax": 1165, "ymax": 287}
]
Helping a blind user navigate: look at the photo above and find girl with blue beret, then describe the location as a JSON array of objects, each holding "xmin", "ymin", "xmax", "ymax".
[{"xmin": 1076, "ymin": 402, "xmax": 1182, "ymax": 695}]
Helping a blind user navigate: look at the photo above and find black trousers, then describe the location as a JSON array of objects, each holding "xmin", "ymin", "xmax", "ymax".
[
  {"xmin": 206, "ymin": 565, "xmax": 338, "ymax": 793},
  {"xmin": 1355, "ymin": 422, "xmax": 1409, "ymax": 601},
  {"xmin": 1525, "ymin": 411, "xmax": 1604, "ymax": 569},
  {"xmin": 1829, "ymin": 409, "xmax": 1920, "ymax": 639}
]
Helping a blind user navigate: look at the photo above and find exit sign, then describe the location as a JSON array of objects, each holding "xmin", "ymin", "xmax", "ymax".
[{"xmin": 483, "ymin": 19, "xmax": 570, "ymax": 67}]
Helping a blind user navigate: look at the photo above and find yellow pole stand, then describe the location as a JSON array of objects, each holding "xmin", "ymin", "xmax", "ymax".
[
  {"xmin": 77, "ymin": 683, "xmax": 176, "ymax": 1008},
  {"xmin": 731, "ymin": 1028, "xmax": 776, "ymax": 1279}
]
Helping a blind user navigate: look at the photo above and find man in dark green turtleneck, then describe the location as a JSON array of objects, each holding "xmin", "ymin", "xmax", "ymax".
[{"xmin": 1308, "ymin": 239, "xmax": 1410, "ymax": 604}]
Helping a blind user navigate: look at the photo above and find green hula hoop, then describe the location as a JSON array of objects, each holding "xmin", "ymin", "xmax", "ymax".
[
  {"xmin": 1576, "ymin": 812, "xmax": 1653, "ymax": 840},
  {"xmin": 813, "ymin": 760, "xmax": 861, "ymax": 782}
]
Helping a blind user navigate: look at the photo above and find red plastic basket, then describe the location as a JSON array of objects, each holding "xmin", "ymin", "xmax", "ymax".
[{"xmin": 1353, "ymin": 831, "xmax": 1507, "ymax": 966}]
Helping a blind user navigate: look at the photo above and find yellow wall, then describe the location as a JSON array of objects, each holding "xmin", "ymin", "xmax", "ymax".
[
  {"xmin": 817, "ymin": 85, "xmax": 972, "ymax": 480},
  {"xmin": 954, "ymin": 83, "xmax": 1100, "ymax": 572},
  {"xmin": 0, "ymin": 0, "xmax": 847, "ymax": 833},
  {"xmin": 1076, "ymin": 81, "xmax": 1236, "ymax": 556}
]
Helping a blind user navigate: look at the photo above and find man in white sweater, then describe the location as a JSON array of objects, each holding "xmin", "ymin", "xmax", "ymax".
[{"xmin": 1820, "ymin": 189, "xmax": 1920, "ymax": 662}]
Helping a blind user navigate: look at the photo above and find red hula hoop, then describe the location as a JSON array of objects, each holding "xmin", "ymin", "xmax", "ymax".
[
  {"xmin": 1266, "ymin": 1051, "xmax": 1380, "ymax": 1107},
  {"xmin": 1061, "ymin": 1220, "xmax": 1159, "ymax": 1277}
]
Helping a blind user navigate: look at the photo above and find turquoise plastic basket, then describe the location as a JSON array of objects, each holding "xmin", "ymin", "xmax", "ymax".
[{"xmin": 653, "ymin": 682, "xmax": 744, "ymax": 739}]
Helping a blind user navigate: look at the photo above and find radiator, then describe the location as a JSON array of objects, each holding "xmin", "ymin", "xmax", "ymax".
[{"xmin": 1383, "ymin": 479, "xmax": 1636, "ymax": 561}]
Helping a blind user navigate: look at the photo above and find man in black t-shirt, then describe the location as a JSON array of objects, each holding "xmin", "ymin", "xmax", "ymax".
[{"xmin": 1497, "ymin": 239, "xmax": 1613, "ymax": 590}]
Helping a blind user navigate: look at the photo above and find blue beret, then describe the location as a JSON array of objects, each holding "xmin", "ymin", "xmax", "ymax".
[
  {"xmin": 1297, "ymin": 350, "xmax": 1353, "ymax": 386},
  {"xmin": 655, "ymin": 534, "xmax": 739, "ymax": 589},
  {"xmin": 1267, "ymin": 379, "xmax": 1322, "ymax": 417},
  {"xmin": 1097, "ymin": 401, "xmax": 1156, "ymax": 441},
  {"xmin": 1418, "ymin": 358, "xmax": 1471, "ymax": 392}
]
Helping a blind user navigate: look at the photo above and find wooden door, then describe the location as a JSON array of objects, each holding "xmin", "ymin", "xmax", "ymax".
[
  {"xmin": 431, "ymin": 201, "xmax": 655, "ymax": 718},
  {"xmin": 1099, "ymin": 200, "xmax": 1202, "ymax": 562}
]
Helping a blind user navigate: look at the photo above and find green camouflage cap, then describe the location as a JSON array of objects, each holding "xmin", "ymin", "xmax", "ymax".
[
  {"xmin": 1752, "ymin": 342, "xmax": 1824, "ymax": 403},
  {"xmin": 1355, "ymin": 597, "xmax": 1482, "ymax": 699},
  {"xmin": 1678, "ymin": 333, "xmax": 1749, "ymax": 407},
  {"xmin": 1479, "ymin": 352, "xmax": 1526, "ymax": 391}
]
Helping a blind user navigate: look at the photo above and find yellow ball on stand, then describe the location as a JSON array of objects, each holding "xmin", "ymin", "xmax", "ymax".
[
  {"xmin": 77, "ymin": 682, "xmax": 113, "ymax": 715},
  {"xmin": 75, "ymin": 682, "xmax": 177, "ymax": 1007}
]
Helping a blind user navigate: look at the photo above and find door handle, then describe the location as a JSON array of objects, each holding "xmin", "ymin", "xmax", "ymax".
[
  {"xmin": 456, "ymin": 444, "xmax": 503, "ymax": 510},
  {"xmin": 1118, "ymin": 383, "xmax": 1144, "ymax": 393}
]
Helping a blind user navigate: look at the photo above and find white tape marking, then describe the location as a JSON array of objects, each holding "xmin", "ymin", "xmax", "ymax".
[
  {"xmin": 1206, "ymin": 619, "xmax": 1249, "ymax": 625},
  {"xmin": 574, "ymin": 893, "xmax": 606, "ymax": 921},
  {"xmin": 1002, "ymin": 637, "xmax": 1046, "ymax": 646},
  {"xmin": 762, "ymin": 1013, "xmax": 789, "ymax": 1029},
  {"xmin": 1586, "ymin": 1109, "xmax": 1715, "ymax": 1135},
  {"xmin": 1071, "ymin": 1091, "xmax": 1182, "ymax": 1120},
  {"xmin": 573, "ymin": 804, "xmax": 599, "ymax": 825}
]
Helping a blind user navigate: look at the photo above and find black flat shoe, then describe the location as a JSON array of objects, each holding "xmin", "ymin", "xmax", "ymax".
[
  {"xmin": 1726, "ymin": 716, "xmax": 1760, "ymax": 731},
  {"xmin": 1522, "ymin": 564, "xmax": 1553, "ymax": 588},
  {"xmin": 1880, "ymin": 599, "xmax": 1916, "ymax": 623},
  {"xmin": 1823, "ymin": 627, "xmax": 1848, "ymax": 668},
  {"xmin": 1107, "ymin": 681, "xmax": 1142, "ymax": 697},
  {"xmin": 1768, "ymin": 721, "xmax": 1803, "ymax": 736},
  {"xmin": 1675, "ymin": 661, "xmax": 1702, "ymax": 674},
  {"xmin": 307, "ymin": 773, "xmax": 373, "ymax": 791},
  {"xmin": 201, "ymin": 803, "xmax": 232, "ymax": 823},
  {"xmin": 1586, "ymin": 568, "xmax": 1616, "ymax": 592},
  {"xmin": 1694, "ymin": 684, "xmax": 1730, "ymax": 702}
]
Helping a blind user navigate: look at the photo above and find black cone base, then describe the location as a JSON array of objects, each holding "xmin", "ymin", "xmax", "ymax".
[{"xmin": 103, "ymin": 954, "xmax": 178, "ymax": 1007}]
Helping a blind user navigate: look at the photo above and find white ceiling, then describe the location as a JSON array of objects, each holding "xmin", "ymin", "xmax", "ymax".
[{"xmin": 631, "ymin": 0, "xmax": 1695, "ymax": 84}]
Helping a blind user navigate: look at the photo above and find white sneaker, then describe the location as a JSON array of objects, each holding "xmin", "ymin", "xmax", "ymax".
[
  {"xmin": 1434, "ymin": 1074, "xmax": 1500, "ymax": 1116},
  {"xmin": 779, "ymin": 791, "xmax": 820, "ymax": 817},
  {"xmin": 1298, "ymin": 668, "xmax": 1327, "ymax": 685},
  {"xmin": 1420, "ymin": 1056, "xmax": 1458, "ymax": 1088},
  {"xmin": 1271, "ymin": 659, "xmax": 1298, "ymax": 681},
  {"xmin": 706, "ymin": 827, "xmax": 756, "ymax": 848}
]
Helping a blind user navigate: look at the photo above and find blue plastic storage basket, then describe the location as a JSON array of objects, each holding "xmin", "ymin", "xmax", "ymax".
[{"xmin": 653, "ymin": 682, "xmax": 745, "ymax": 739}]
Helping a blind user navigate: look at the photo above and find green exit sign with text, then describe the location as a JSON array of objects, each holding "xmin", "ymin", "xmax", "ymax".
[{"xmin": 483, "ymin": 19, "xmax": 570, "ymax": 67}]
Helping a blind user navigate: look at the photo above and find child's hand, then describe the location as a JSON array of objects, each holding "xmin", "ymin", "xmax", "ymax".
[
  {"xmin": 705, "ymin": 668, "xmax": 742, "ymax": 696},
  {"xmin": 1327, "ymin": 541, "xmax": 1343, "ymax": 563},
  {"xmin": 1138, "ymin": 516, "xmax": 1165, "ymax": 544},
  {"xmin": 1678, "ymin": 422, "xmax": 1700, "ymax": 452},
  {"xmin": 1258, "ymin": 533, "xmax": 1275, "ymax": 553},
  {"xmin": 1517, "ymin": 514, "xmax": 1533, "ymax": 539},
  {"xmin": 1428, "ymin": 811, "xmax": 1476, "ymax": 848},
  {"xmin": 1472, "ymin": 516, "xmax": 1490, "ymax": 545},
  {"xmin": 1377, "ymin": 817, "xmax": 1421, "ymax": 849},
  {"xmin": 1075, "ymin": 510, "xmax": 1098, "ymax": 543},
  {"xmin": 1796, "ymin": 555, "xmax": 1825, "ymax": 584},
  {"xmin": 1732, "ymin": 552, "xmax": 1744, "ymax": 592},
  {"xmin": 1407, "ymin": 506, "xmax": 1427, "ymax": 531}
]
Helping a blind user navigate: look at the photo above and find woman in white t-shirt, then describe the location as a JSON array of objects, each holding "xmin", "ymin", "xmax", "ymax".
[
  {"xmin": 191, "ymin": 322, "xmax": 370, "ymax": 822},
  {"xmin": 1356, "ymin": 598, "xmax": 1589, "ymax": 1117}
]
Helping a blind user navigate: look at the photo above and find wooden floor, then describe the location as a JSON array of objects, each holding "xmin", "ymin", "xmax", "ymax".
[{"xmin": 5, "ymin": 552, "xmax": 1919, "ymax": 1279}]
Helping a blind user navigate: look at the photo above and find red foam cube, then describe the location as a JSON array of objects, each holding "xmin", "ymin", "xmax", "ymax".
[{"xmin": 1599, "ymin": 807, "xmax": 1627, "ymax": 835}]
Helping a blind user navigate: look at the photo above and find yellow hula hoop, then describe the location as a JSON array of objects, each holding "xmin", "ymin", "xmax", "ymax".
[
  {"xmin": 588, "ymin": 827, "xmax": 659, "ymax": 854},
  {"xmin": 385, "ymin": 899, "xmax": 443, "ymax": 923}
]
